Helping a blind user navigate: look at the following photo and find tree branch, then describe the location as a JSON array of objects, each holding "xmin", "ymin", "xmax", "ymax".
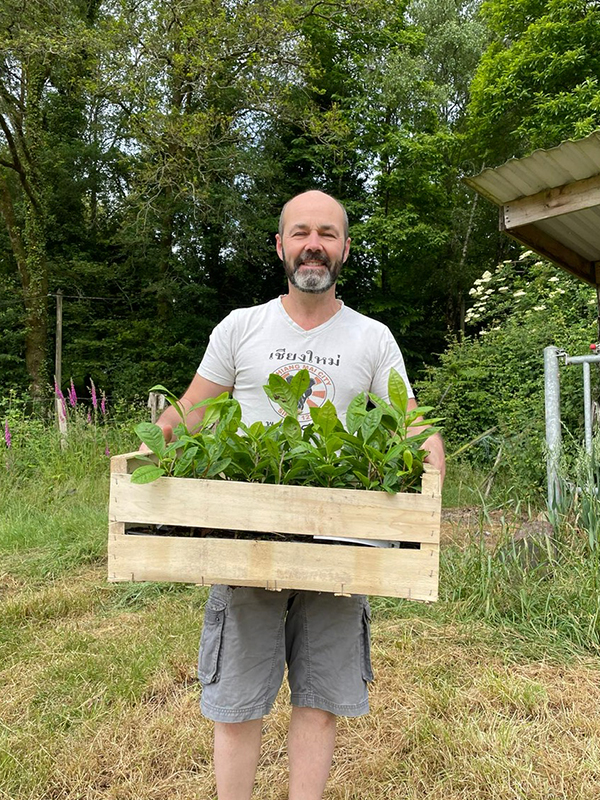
[{"xmin": 0, "ymin": 113, "xmax": 43, "ymax": 214}]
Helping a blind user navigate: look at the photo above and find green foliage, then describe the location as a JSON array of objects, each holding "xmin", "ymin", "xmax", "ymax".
[
  {"xmin": 440, "ymin": 441, "xmax": 600, "ymax": 656},
  {"xmin": 468, "ymin": 0, "xmax": 600, "ymax": 159},
  {"xmin": 415, "ymin": 252, "xmax": 597, "ymax": 492},
  {"xmin": 0, "ymin": 395, "xmax": 142, "ymax": 581},
  {"xmin": 0, "ymin": 1, "xmax": 496, "ymax": 407},
  {"xmin": 132, "ymin": 369, "xmax": 439, "ymax": 493}
]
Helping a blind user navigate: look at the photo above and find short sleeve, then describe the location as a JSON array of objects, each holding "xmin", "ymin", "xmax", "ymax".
[
  {"xmin": 371, "ymin": 327, "xmax": 414, "ymax": 401},
  {"xmin": 197, "ymin": 313, "xmax": 236, "ymax": 387}
]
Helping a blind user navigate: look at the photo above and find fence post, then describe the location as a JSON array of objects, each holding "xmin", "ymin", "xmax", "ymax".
[
  {"xmin": 544, "ymin": 346, "xmax": 562, "ymax": 508},
  {"xmin": 148, "ymin": 392, "xmax": 166, "ymax": 423},
  {"xmin": 583, "ymin": 360, "xmax": 593, "ymax": 454}
]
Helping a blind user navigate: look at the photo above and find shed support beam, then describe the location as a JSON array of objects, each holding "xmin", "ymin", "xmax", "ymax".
[{"xmin": 502, "ymin": 173, "xmax": 600, "ymax": 228}]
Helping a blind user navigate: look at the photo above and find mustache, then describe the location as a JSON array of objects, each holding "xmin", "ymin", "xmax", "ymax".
[{"xmin": 295, "ymin": 251, "xmax": 331, "ymax": 269}]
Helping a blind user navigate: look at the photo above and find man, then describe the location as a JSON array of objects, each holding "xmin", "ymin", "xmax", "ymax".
[{"xmin": 147, "ymin": 190, "xmax": 445, "ymax": 800}]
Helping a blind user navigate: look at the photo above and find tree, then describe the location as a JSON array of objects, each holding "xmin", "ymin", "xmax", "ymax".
[
  {"xmin": 0, "ymin": 0, "xmax": 102, "ymax": 405},
  {"xmin": 468, "ymin": 0, "xmax": 600, "ymax": 163}
]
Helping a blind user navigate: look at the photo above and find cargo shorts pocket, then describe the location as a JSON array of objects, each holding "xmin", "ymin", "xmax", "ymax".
[
  {"xmin": 198, "ymin": 598, "xmax": 228, "ymax": 685},
  {"xmin": 360, "ymin": 602, "xmax": 374, "ymax": 682}
]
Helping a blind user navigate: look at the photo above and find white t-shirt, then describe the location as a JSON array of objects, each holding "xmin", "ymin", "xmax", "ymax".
[
  {"xmin": 197, "ymin": 297, "xmax": 414, "ymax": 426},
  {"xmin": 198, "ymin": 298, "xmax": 415, "ymax": 549}
]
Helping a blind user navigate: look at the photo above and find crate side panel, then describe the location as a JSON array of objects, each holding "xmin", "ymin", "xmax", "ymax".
[
  {"xmin": 109, "ymin": 474, "xmax": 440, "ymax": 543},
  {"xmin": 108, "ymin": 535, "xmax": 438, "ymax": 601}
]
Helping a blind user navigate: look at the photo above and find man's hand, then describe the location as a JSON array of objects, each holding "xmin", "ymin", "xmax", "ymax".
[
  {"xmin": 139, "ymin": 423, "xmax": 173, "ymax": 454},
  {"xmin": 137, "ymin": 374, "xmax": 233, "ymax": 454},
  {"xmin": 422, "ymin": 432, "xmax": 445, "ymax": 487}
]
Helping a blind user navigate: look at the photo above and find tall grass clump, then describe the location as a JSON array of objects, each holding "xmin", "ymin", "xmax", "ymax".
[
  {"xmin": 440, "ymin": 440, "xmax": 600, "ymax": 657},
  {"xmin": 0, "ymin": 386, "xmax": 143, "ymax": 581}
]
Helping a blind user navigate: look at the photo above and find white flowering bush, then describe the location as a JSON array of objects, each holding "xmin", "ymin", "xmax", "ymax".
[
  {"xmin": 463, "ymin": 251, "xmax": 593, "ymax": 333},
  {"xmin": 416, "ymin": 251, "xmax": 598, "ymax": 494}
]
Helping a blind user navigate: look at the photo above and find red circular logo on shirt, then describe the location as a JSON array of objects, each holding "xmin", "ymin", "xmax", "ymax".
[{"xmin": 268, "ymin": 363, "xmax": 336, "ymax": 424}]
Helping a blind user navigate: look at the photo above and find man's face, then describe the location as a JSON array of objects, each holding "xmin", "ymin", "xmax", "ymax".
[{"xmin": 276, "ymin": 191, "xmax": 350, "ymax": 294}]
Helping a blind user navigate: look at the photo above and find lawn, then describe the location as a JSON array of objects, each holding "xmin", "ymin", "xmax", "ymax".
[{"xmin": 2, "ymin": 417, "xmax": 600, "ymax": 799}]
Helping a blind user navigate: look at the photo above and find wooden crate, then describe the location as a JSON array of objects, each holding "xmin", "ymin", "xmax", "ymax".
[{"xmin": 108, "ymin": 452, "xmax": 441, "ymax": 601}]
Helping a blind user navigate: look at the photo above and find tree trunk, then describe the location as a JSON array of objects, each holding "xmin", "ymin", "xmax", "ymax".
[
  {"xmin": 0, "ymin": 177, "xmax": 48, "ymax": 406},
  {"xmin": 23, "ymin": 205, "xmax": 49, "ymax": 405}
]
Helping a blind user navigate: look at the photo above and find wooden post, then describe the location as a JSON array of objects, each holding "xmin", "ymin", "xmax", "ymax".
[
  {"xmin": 148, "ymin": 391, "xmax": 166, "ymax": 423},
  {"xmin": 55, "ymin": 290, "xmax": 63, "ymax": 391},
  {"xmin": 54, "ymin": 290, "xmax": 67, "ymax": 446}
]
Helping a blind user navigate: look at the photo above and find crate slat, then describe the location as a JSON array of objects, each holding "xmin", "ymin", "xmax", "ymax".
[
  {"xmin": 110, "ymin": 473, "xmax": 439, "ymax": 542},
  {"xmin": 108, "ymin": 534, "xmax": 439, "ymax": 601}
]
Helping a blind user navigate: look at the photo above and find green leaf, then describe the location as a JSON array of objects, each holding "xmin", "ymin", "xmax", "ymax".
[
  {"xmin": 364, "ymin": 444, "xmax": 385, "ymax": 462},
  {"xmin": 263, "ymin": 372, "xmax": 300, "ymax": 419},
  {"xmin": 148, "ymin": 385, "xmax": 186, "ymax": 421},
  {"xmin": 288, "ymin": 368, "xmax": 311, "ymax": 404},
  {"xmin": 173, "ymin": 448, "xmax": 198, "ymax": 477},
  {"xmin": 346, "ymin": 392, "xmax": 367, "ymax": 434},
  {"xmin": 336, "ymin": 432, "xmax": 364, "ymax": 451},
  {"xmin": 325, "ymin": 436, "xmax": 343, "ymax": 457},
  {"xmin": 130, "ymin": 464, "xmax": 166, "ymax": 484},
  {"xmin": 352, "ymin": 470, "xmax": 371, "ymax": 489},
  {"xmin": 247, "ymin": 420, "xmax": 266, "ymax": 439},
  {"xmin": 360, "ymin": 406, "xmax": 383, "ymax": 443},
  {"xmin": 388, "ymin": 368, "xmax": 408, "ymax": 415},
  {"xmin": 216, "ymin": 401, "xmax": 242, "ymax": 434},
  {"xmin": 205, "ymin": 458, "xmax": 232, "ymax": 478},
  {"xmin": 310, "ymin": 400, "xmax": 341, "ymax": 437},
  {"xmin": 282, "ymin": 415, "xmax": 302, "ymax": 444},
  {"xmin": 135, "ymin": 422, "xmax": 167, "ymax": 457},
  {"xmin": 188, "ymin": 392, "xmax": 230, "ymax": 415}
]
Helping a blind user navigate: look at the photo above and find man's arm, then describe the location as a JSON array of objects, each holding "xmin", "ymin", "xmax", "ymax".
[
  {"xmin": 406, "ymin": 397, "xmax": 446, "ymax": 486},
  {"xmin": 140, "ymin": 373, "xmax": 233, "ymax": 452}
]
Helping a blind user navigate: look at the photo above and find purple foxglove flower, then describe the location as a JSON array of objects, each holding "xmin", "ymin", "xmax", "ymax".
[
  {"xmin": 105, "ymin": 445, "xmax": 110, "ymax": 457},
  {"xmin": 54, "ymin": 380, "xmax": 67, "ymax": 419},
  {"xmin": 87, "ymin": 411, "xmax": 92, "ymax": 424},
  {"xmin": 100, "ymin": 392, "xmax": 107, "ymax": 415},
  {"xmin": 4, "ymin": 421, "xmax": 11, "ymax": 449},
  {"xmin": 89, "ymin": 379, "xmax": 97, "ymax": 410},
  {"xmin": 68, "ymin": 378, "xmax": 77, "ymax": 408}
]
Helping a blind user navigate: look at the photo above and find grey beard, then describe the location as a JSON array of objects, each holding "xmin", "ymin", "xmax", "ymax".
[
  {"xmin": 284, "ymin": 249, "xmax": 341, "ymax": 294},
  {"xmin": 290, "ymin": 266, "xmax": 336, "ymax": 293}
]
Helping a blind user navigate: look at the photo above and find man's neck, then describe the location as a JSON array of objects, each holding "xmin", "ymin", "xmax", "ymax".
[{"xmin": 280, "ymin": 286, "xmax": 341, "ymax": 331}]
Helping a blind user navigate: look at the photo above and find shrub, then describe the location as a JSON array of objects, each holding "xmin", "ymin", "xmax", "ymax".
[{"xmin": 415, "ymin": 253, "xmax": 598, "ymax": 493}]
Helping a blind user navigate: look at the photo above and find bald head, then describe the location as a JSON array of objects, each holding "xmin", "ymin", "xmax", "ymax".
[{"xmin": 278, "ymin": 190, "xmax": 349, "ymax": 241}]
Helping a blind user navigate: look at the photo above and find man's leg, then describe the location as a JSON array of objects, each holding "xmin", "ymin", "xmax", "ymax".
[
  {"xmin": 214, "ymin": 719, "xmax": 263, "ymax": 800},
  {"xmin": 288, "ymin": 706, "xmax": 336, "ymax": 800}
]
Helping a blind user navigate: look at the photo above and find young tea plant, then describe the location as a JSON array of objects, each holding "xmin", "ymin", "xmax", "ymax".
[{"xmin": 132, "ymin": 369, "xmax": 440, "ymax": 493}]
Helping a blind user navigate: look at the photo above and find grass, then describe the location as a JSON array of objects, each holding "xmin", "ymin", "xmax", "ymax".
[{"xmin": 2, "ymin": 414, "xmax": 600, "ymax": 798}]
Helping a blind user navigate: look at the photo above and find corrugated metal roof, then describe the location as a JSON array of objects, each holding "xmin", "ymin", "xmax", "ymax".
[{"xmin": 464, "ymin": 130, "xmax": 600, "ymax": 284}]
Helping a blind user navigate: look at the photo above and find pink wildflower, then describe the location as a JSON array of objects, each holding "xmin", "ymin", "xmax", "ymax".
[
  {"xmin": 87, "ymin": 411, "xmax": 92, "ymax": 424},
  {"xmin": 105, "ymin": 445, "xmax": 110, "ymax": 457},
  {"xmin": 89, "ymin": 379, "xmax": 97, "ymax": 410},
  {"xmin": 68, "ymin": 378, "xmax": 77, "ymax": 408},
  {"xmin": 54, "ymin": 379, "xmax": 67, "ymax": 419},
  {"xmin": 100, "ymin": 392, "xmax": 107, "ymax": 415},
  {"xmin": 4, "ymin": 421, "xmax": 11, "ymax": 449}
]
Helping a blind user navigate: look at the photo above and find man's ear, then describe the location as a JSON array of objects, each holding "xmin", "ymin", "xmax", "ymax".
[
  {"xmin": 343, "ymin": 237, "xmax": 351, "ymax": 262},
  {"xmin": 275, "ymin": 233, "xmax": 284, "ymax": 261}
]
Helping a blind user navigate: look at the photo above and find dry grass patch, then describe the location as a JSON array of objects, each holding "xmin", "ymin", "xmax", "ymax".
[
  {"xmin": 327, "ymin": 618, "xmax": 600, "ymax": 800},
  {"xmin": 3, "ymin": 582, "xmax": 600, "ymax": 799}
]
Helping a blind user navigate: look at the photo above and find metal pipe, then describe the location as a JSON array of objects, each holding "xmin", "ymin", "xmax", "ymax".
[
  {"xmin": 584, "ymin": 361, "xmax": 593, "ymax": 454},
  {"xmin": 544, "ymin": 346, "xmax": 562, "ymax": 508},
  {"xmin": 564, "ymin": 355, "xmax": 600, "ymax": 364}
]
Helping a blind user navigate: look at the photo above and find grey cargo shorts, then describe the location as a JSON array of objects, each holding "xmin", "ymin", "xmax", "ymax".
[{"xmin": 198, "ymin": 584, "xmax": 374, "ymax": 723}]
